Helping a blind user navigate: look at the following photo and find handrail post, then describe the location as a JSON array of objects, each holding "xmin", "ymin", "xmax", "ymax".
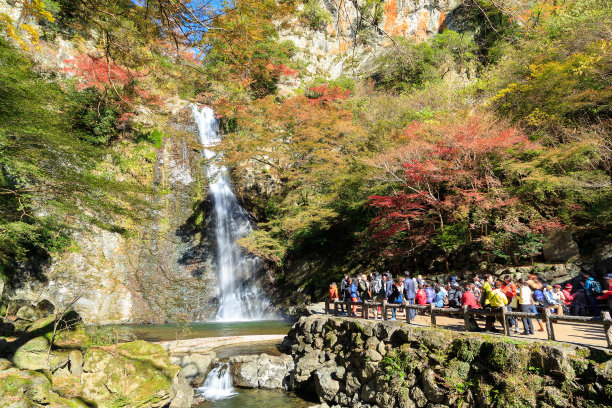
[
  {"xmin": 333, "ymin": 300, "xmax": 338, "ymax": 316},
  {"xmin": 544, "ymin": 308, "xmax": 555, "ymax": 341},
  {"xmin": 405, "ymin": 303, "xmax": 411, "ymax": 324},
  {"xmin": 430, "ymin": 303, "xmax": 436, "ymax": 326},
  {"xmin": 463, "ymin": 305, "xmax": 470, "ymax": 331},
  {"xmin": 602, "ymin": 311, "xmax": 612, "ymax": 349},
  {"xmin": 383, "ymin": 299, "xmax": 388, "ymax": 321},
  {"xmin": 501, "ymin": 307, "xmax": 510, "ymax": 336},
  {"xmin": 325, "ymin": 299, "xmax": 330, "ymax": 315},
  {"xmin": 364, "ymin": 302, "xmax": 369, "ymax": 320}
]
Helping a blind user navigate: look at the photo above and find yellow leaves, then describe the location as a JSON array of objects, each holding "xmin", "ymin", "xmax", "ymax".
[{"xmin": 0, "ymin": 0, "xmax": 54, "ymax": 51}]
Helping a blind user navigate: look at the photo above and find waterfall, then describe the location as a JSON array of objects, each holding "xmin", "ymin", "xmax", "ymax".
[
  {"xmin": 196, "ymin": 362, "xmax": 237, "ymax": 400},
  {"xmin": 193, "ymin": 105, "xmax": 272, "ymax": 321}
]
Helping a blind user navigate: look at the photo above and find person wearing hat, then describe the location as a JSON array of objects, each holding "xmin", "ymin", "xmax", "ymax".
[
  {"xmin": 543, "ymin": 285, "xmax": 564, "ymax": 315},
  {"xmin": 562, "ymin": 284, "xmax": 575, "ymax": 308},
  {"xmin": 597, "ymin": 274, "xmax": 612, "ymax": 312}
]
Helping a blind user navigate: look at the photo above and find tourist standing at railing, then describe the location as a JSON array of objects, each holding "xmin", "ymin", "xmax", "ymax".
[
  {"xmin": 597, "ymin": 274, "xmax": 612, "ymax": 311},
  {"xmin": 329, "ymin": 282, "xmax": 339, "ymax": 304},
  {"xmin": 349, "ymin": 278, "xmax": 359, "ymax": 316},
  {"xmin": 489, "ymin": 281, "xmax": 509, "ymax": 332},
  {"xmin": 517, "ymin": 278, "xmax": 535, "ymax": 335},
  {"xmin": 502, "ymin": 275, "xmax": 519, "ymax": 333},
  {"xmin": 340, "ymin": 274, "xmax": 349, "ymax": 315},
  {"xmin": 372, "ymin": 273, "xmax": 384, "ymax": 320},
  {"xmin": 403, "ymin": 271, "xmax": 416, "ymax": 320},
  {"xmin": 582, "ymin": 274, "xmax": 601, "ymax": 315},
  {"xmin": 481, "ymin": 274, "xmax": 498, "ymax": 332},
  {"xmin": 389, "ymin": 279, "xmax": 403, "ymax": 320}
]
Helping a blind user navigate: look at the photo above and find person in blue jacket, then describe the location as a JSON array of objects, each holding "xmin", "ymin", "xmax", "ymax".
[
  {"xmin": 403, "ymin": 271, "xmax": 416, "ymax": 320},
  {"xmin": 434, "ymin": 284, "xmax": 447, "ymax": 308},
  {"xmin": 389, "ymin": 278, "xmax": 403, "ymax": 320},
  {"xmin": 349, "ymin": 278, "xmax": 360, "ymax": 316}
]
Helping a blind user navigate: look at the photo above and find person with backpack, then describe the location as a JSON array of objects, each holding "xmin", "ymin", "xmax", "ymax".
[
  {"xmin": 389, "ymin": 278, "xmax": 403, "ymax": 320},
  {"xmin": 583, "ymin": 274, "xmax": 601, "ymax": 315},
  {"xmin": 329, "ymin": 282, "xmax": 339, "ymax": 307},
  {"xmin": 371, "ymin": 273, "xmax": 384, "ymax": 320},
  {"xmin": 403, "ymin": 271, "xmax": 416, "ymax": 320},
  {"xmin": 527, "ymin": 275, "xmax": 546, "ymax": 332}
]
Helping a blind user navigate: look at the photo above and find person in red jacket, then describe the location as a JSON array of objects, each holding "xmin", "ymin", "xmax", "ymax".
[
  {"xmin": 597, "ymin": 274, "xmax": 612, "ymax": 311},
  {"xmin": 415, "ymin": 284, "xmax": 427, "ymax": 305},
  {"xmin": 461, "ymin": 284, "xmax": 480, "ymax": 309},
  {"xmin": 562, "ymin": 284, "xmax": 575, "ymax": 307},
  {"xmin": 461, "ymin": 284, "xmax": 481, "ymax": 331},
  {"xmin": 502, "ymin": 275, "xmax": 519, "ymax": 333}
]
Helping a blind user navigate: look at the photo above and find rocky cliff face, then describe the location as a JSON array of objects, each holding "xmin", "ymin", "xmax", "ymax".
[
  {"xmin": 277, "ymin": 0, "xmax": 463, "ymax": 81},
  {"xmin": 3, "ymin": 97, "xmax": 219, "ymax": 324}
]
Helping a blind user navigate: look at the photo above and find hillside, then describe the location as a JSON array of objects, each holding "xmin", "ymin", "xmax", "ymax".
[{"xmin": 0, "ymin": 0, "xmax": 611, "ymax": 320}]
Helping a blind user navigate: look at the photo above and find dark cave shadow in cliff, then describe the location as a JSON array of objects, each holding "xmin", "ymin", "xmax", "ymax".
[{"xmin": 175, "ymin": 198, "xmax": 213, "ymax": 278}]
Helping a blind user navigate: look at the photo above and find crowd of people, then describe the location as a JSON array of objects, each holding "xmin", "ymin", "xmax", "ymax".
[{"xmin": 328, "ymin": 271, "xmax": 612, "ymax": 335}]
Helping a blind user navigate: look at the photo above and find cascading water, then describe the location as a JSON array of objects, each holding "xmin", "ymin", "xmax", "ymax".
[
  {"xmin": 193, "ymin": 105, "xmax": 271, "ymax": 321},
  {"xmin": 196, "ymin": 362, "xmax": 236, "ymax": 400}
]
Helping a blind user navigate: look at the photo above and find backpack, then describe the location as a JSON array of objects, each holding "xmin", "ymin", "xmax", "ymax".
[
  {"xmin": 391, "ymin": 284, "xmax": 400, "ymax": 301},
  {"xmin": 358, "ymin": 280, "xmax": 367, "ymax": 293},
  {"xmin": 371, "ymin": 278, "xmax": 382, "ymax": 297},
  {"xmin": 589, "ymin": 280, "xmax": 602, "ymax": 295},
  {"xmin": 533, "ymin": 289, "xmax": 544, "ymax": 303}
]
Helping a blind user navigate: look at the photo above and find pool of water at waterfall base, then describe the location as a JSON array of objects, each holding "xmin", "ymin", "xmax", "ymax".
[
  {"xmin": 111, "ymin": 320, "xmax": 292, "ymax": 342},
  {"xmin": 194, "ymin": 388, "xmax": 314, "ymax": 408}
]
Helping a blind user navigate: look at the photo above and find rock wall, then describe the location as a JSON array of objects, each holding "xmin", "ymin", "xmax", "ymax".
[
  {"xmin": 286, "ymin": 315, "xmax": 612, "ymax": 408},
  {"xmin": 277, "ymin": 0, "xmax": 463, "ymax": 81}
]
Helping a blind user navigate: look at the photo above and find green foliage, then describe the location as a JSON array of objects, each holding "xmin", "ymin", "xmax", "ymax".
[
  {"xmin": 381, "ymin": 349, "xmax": 413, "ymax": 381},
  {"xmin": 0, "ymin": 37, "xmax": 152, "ymax": 281},
  {"xmin": 300, "ymin": 0, "xmax": 332, "ymax": 30},
  {"xmin": 67, "ymin": 88, "xmax": 120, "ymax": 145},
  {"xmin": 373, "ymin": 31, "xmax": 479, "ymax": 92}
]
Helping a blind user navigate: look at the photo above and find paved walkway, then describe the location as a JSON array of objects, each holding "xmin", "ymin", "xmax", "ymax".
[{"xmin": 326, "ymin": 303, "xmax": 609, "ymax": 349}]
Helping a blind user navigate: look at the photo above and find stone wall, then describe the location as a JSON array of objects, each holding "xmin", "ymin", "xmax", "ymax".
[{"xmin": 286, "ymin": 315, "xmax": 612, "ymax": 408}]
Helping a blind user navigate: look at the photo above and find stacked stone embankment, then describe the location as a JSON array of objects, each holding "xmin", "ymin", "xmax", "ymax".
[{"xmin": 286, "ymin": 315, "xmax": 612, "ymax": 408}]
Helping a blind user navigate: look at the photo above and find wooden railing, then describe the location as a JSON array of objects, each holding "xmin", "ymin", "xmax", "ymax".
[{"xmin": 324, "ymin": 299, "xmax": 612, "ymax": 349}]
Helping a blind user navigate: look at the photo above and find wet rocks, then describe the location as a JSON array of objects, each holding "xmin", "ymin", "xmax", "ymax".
[{"xmin": 171, "ymin": 351, "xmax": 216, "ymax": 382}]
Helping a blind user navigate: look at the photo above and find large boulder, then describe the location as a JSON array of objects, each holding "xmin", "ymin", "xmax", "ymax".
[
  {"xmin": 0, "ymin": 367, "xmax": 52, "ymax": 406},
  {"xmin": 313, "ymin": 366, "xmax": 340, "ymax": 403},
  {"xmin": 594, "ymin": 242, "xmax": 612, "ymax": 277},
  {"xmin": 26, "ymin": 311, "xmax": 91, "ymax": 350},
  {"xmin": 81, "ymin": 340, "xmax": 192, "ymax": 408},
  {"xmin": 230, "ymin": 353, "xmax": 295, "ymax": 390},
  {"xmin": 171, "ymin": 352, "xmax": 215, "ymax": 380},
  {"xmin": 542, "ymin": 230, "xmax": 579, "ymax": 262},
  {"xmin": 11, "ymin": 336, "xmax": 70, "ymax": 372}
]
